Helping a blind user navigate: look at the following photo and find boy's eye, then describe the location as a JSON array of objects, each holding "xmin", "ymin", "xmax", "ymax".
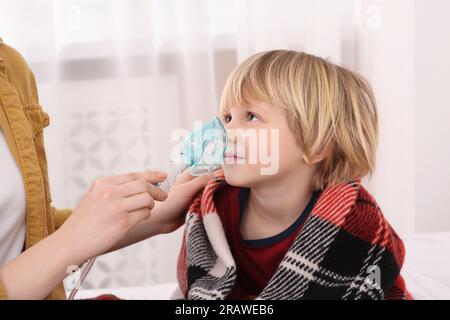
[
  {"xmin": 247, "ymin": 113, "xmax": 258, "ymax": 122},
  {"xmin": 223, "ymin": 114, "xmax": 232, "ymax": 123}
]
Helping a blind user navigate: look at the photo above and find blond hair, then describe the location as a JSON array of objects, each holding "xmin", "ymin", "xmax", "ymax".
[{"xmin": 219, "ymin": 50, "xmax": 378, "ymax": 190}]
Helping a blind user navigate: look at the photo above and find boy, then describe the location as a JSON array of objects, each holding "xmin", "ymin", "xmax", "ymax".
[{"xmin": 174, "ymin": 50, "xmax": 411, "ymax": 300}]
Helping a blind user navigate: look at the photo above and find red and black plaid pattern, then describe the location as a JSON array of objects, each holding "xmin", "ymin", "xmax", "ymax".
[{"xmin": 175, "ymin": 169, "xmax": 412, "ymax": 300}]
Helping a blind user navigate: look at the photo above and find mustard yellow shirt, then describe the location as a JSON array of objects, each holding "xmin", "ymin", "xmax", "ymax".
[{"xmin": 0, "ymin": 38, "xmax": 72, "ymax": 299}]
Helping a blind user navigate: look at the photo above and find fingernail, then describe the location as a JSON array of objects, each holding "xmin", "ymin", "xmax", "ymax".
[{"xmin": 157, "ymin": 172, "xmax": 167, "ymax": 179}]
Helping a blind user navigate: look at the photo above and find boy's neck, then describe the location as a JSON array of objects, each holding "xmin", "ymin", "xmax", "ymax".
[{"xmin": 247, "ymin": 167, "xmax": 315, "ymax": 228}]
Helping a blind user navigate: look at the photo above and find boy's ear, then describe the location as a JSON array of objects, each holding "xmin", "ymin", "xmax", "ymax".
[
  {"xmin": 303, "ymin": 154, "xmax": 323, "ymax": 165},
  {"xmin": 302, "ymin": 142, "xmax": 333, "ymax": 165}
]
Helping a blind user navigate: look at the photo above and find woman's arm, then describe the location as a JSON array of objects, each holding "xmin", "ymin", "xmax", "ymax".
[{"xmin": 0, "ymin": 227, "xmax": 85, "ymax": 299}]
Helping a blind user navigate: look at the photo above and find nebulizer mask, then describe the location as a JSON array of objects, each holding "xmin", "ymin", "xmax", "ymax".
[
  {"xmin": 153, "ymin": 116, "xmax": 228, "ymax": 192},
  {"xmin": 68, "ymin": 116, "xmax": 227, "ymax": 299}
]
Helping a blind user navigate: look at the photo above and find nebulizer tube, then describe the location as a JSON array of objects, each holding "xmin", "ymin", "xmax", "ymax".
[{"xmin": 67, "ymin": 116, "xmax": 227, "ymax": 299}]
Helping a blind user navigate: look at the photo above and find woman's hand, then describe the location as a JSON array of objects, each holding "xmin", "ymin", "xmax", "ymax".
[
  {"xmin": 0, "ymin": 170, "xmax": 169, "ymax": 299},
  {"xmin": 154, "ymin": 169, "xmax": 215, "ymax": 234},
  {"xmin": 58, "ymin": 170, "xmax": 169, "ymax": 264},
  {"xmin": 109, "ymin": 169, "xmax": 215, "ymax": 252}
]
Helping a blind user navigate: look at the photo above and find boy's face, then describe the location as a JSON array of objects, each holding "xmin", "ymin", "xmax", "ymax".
[{"xmin": 222, "ymin": 99, "xmax": 308, "ymax": 187}]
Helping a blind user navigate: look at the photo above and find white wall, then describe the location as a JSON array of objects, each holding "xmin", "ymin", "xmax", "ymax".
[
  {"xmin": 356, "ymin": 0, "xmax": 450, "ymax": 235},
  {"xmin": 414, "ymin": 0, "xmax": 450, "ymax": 233},
  {"xmin": 356, "ymin": 0, "xmax": 416, "ymax": 236}
]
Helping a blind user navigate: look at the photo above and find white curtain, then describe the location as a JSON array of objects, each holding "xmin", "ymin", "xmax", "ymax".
[{"xmin": 1, "ymin": 0, "xmax": 448, "ymax": 290}]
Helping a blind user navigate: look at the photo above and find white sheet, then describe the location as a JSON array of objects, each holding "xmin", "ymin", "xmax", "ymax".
[
  {"xmin": 402, "ymin": 231, "xmax": 450, "ymax": 300},
  {"xmin": 70, "ymin": 282, "xmax": 178, "ymax": 300}
]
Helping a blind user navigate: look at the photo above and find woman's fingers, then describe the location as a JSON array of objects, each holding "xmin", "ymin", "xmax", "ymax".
[
  {"xmin": 103, "ymin": 170, "xmax": 167, "ymax": 185},
  {"xmin": 117, "ymin": 178, "xmax": 167, "ymax": 200},
  {"xmin": 127, "ymin": 207, "xmax": 152, "ymax": 228},
  {"xmin": 138, "ymin": 170, "xmax": 168, "ymax": 184},
  {"xmin": 175, "ymin": 168, "xmax": 196, "ymax": 184},
  {"xmin": 181, "ymin": 174, "xmax": 214, "ymax": 196},
  {"xmin": 101, "ymin": 172, "xmax": 139, "ymax": 185},
  {"xmin": 172, "ymin": 173, "xmax": 214, "ymax": 200},
  {"xmin": 121, "ymin": 192, "xmax": 156, "ymax": 212}
]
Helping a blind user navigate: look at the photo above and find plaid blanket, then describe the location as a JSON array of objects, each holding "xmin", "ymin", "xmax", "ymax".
[{"xmin": 175, "ymin": 169, "xmax": 412, "ymax": 300}]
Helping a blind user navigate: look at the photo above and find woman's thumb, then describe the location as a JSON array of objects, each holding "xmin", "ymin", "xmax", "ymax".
[{"xmin": 184, "ymin": 174, "xmax": 214, "ymax": 196}]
